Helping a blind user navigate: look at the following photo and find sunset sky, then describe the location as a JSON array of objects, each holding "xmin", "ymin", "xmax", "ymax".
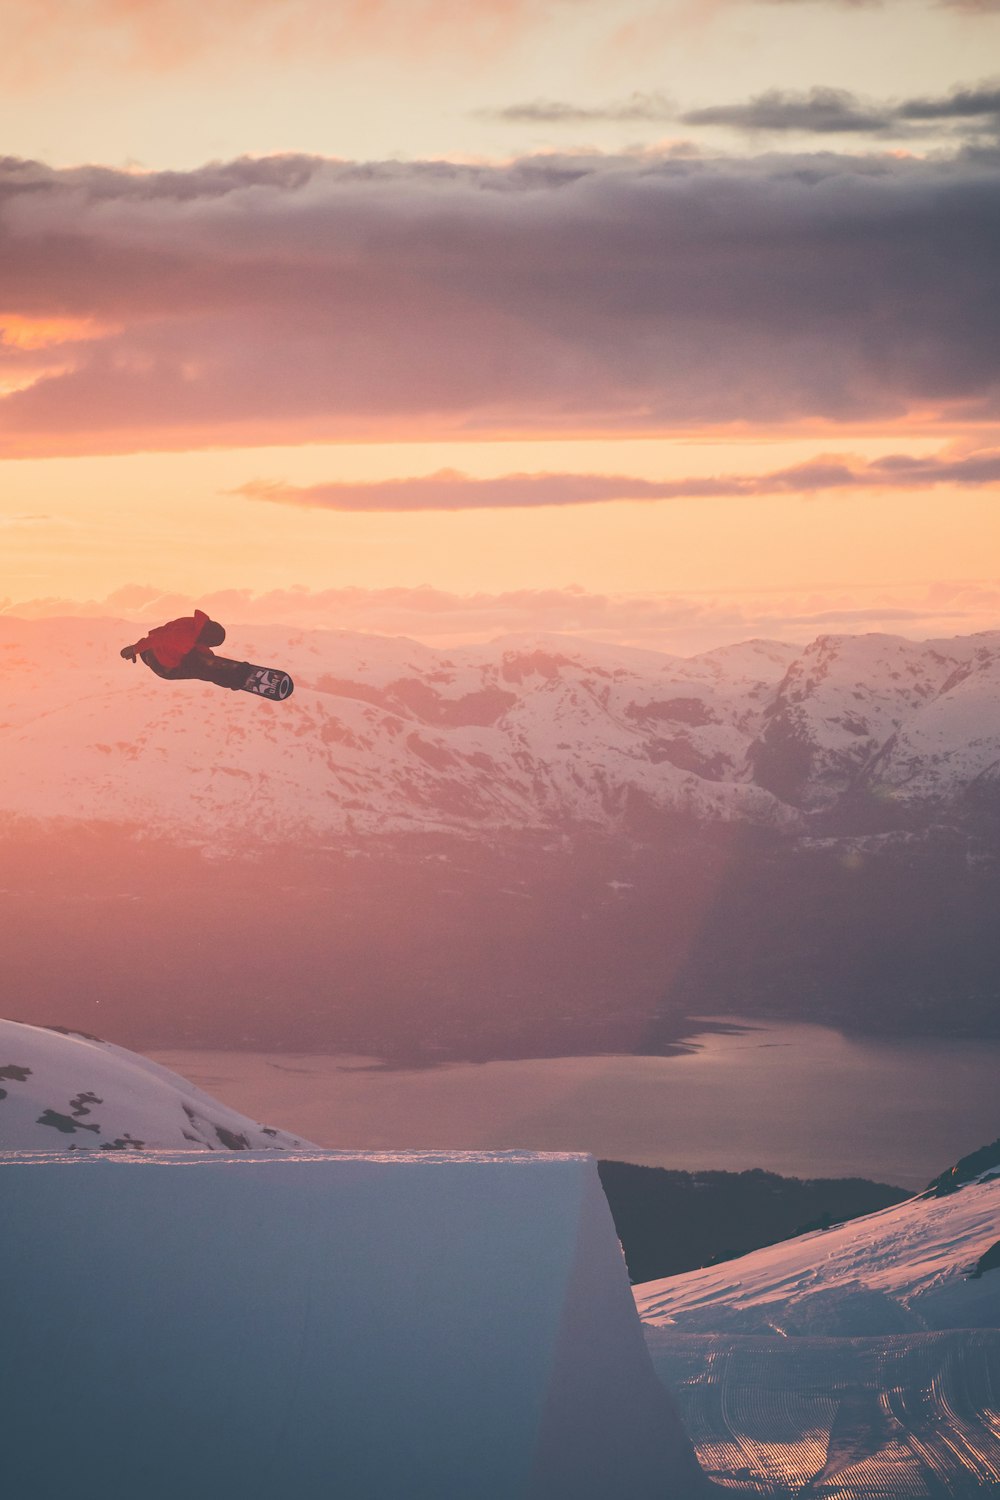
[{"xmin": 2, "ymin": 0, "xmax": 998, "ymax": 652}]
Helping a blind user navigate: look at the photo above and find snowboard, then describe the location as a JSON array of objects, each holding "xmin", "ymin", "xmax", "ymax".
[{"xmin": 238, "ymin": 664, "xmax": 295, "ymax": 701}]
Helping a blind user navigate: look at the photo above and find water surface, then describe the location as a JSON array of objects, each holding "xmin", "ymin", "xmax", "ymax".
[{"xmin": 151, "ymin": 1019, "xmax": 1000, "ymax": 1190}]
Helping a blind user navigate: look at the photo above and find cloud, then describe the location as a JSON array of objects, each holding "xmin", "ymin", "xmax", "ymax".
[
  {"xmin": 758, "ymin": 448, "xmax": 1000, "ymax": 490},
  {"xmin": 678, "ymin": 81, "xmax": 1000, "ymax": 137},
  {"xmin": 3, "ymin": 581, "xmax": 987, "ymax": 653},
  {"xmin": 231, "ymin": 470, "xmax": 756, "ymax": 510},
  {"xmin": 0, "ymin": 148, "xmax": 998, "ymax": 455},
  {"xmin": 680, "ymin": 87, "xmax": 894, "ymax": 133},
  {"xmin": 899, "ymin": 83, "xmax": 1000, "ymax": 121},
  {"xmin": 489, "ymin": 81, "xmax": 1000, "ymax": 142},
  {"xmin": 230, "ymin": 449, "xmax": 1000, "ymax": 511},
  {"xmin": 486, "ymin": 92, "xmax": 674, "ymax": 125}
]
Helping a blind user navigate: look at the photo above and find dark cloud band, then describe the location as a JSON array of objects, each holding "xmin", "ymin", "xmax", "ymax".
[
  {"xmin": 494, "ymin": 81, "xmax": 1000, "ymax": 138},
  {"xmin": 0, "ymin": 148, "xmax": 998, "ymax": 452},
  {"xmin": 681, "ymin": 88, "xmax": 893, "ymax": 134}
]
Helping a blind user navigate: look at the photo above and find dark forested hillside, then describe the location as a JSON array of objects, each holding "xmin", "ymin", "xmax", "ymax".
[{"xmin": 597, "ymin": 1160, "xmax": 908, "ymax": 1284}]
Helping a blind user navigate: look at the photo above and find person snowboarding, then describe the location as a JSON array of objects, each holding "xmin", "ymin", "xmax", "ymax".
[{"xmin": 120, "ymin": 610, "xmax": 294, "ymax": 700}]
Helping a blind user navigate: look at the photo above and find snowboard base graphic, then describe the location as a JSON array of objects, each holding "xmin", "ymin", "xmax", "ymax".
[{"xmin": 239, "ymin": 664, "xmax": 294, "ymax": 701}]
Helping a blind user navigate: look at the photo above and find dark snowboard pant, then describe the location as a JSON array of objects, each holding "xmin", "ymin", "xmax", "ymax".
[{"xmin": 141, "ymin": 651, "xmax": 250, "ymax": 691}]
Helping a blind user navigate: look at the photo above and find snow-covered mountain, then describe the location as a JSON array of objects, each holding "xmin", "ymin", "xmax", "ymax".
[
  {"xmin": 636, "ymin": 1167, "xmax": 1000, "ymax": 1337},
  {"xmin": 0, "ymin": 1017, "xmax": 317, "ymax": 1151},
  {"xmin": 636, "ymin": 1151, "xmax": 1000, "ymax": 1496},
  {"xmin": 2, "ymin": 616, "xmax": 998, "ymax": 844},
  {"xmin": 751, "ymin": 630, "xmax": 1000, "ymax": 815}
]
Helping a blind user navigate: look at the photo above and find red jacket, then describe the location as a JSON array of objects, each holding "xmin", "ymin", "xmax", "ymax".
[{"xmin": 132, "ymin": 610, "xmax": 212, "ymax": 670}]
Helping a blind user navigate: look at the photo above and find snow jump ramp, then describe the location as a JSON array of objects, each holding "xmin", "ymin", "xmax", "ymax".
[{"xmin": 1, "ymin": 1150, "xmax": 704, "ymax": 1499}]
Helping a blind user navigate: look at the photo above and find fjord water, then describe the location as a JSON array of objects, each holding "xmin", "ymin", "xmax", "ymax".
[{"xmin": 152, "ymin": 1019, "xmax": 1000, "ymax": 1191}]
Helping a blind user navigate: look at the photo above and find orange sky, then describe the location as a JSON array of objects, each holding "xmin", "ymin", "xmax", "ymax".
[
  {"xmin": 1, "ymin": 0, "xmax": 998, "ymax": 651},
  {"xmin": 5, "ymin": 428, "xmax": 997, "ymax": 650}
]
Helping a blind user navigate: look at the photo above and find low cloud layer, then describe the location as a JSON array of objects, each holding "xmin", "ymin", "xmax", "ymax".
[
  {"xmin": 3, "ymin": 581, "xmax": 990, "ymax": 654},
  {"xmin": 1, "ymin": 148, "xmax": 998, "ymax": 454},
  {"xmin": 233, "ymin": 450, "xmax": 1000, "ymax": 511}
]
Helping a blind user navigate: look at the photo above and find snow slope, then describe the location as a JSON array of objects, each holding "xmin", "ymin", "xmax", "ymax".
[
  {"xmin": 635, "ymin": 1172, "xmax": 1000, "ymax": 1335},
  {"xmin": 5, "ymin": 616, "xmax": 998, "ymax": 845},
  {"xmin": 0, "ymin": 1017, "xmax": 315, "ymax": 1151},
  {"xmin": 646, "ymin": 1327, "xmax": 1000, "ymax": 1497},
  {"xmin": 635, "ymin": 1165, "xmax": 1000, "ymax": 1496},
  {"xmin": 1, "ymin": 1149, "xmax": 708, "ymax": 1500}
]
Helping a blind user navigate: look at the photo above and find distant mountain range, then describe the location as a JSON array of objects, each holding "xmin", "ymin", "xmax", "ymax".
[
  {"xmin": 2, "ymin": 617, "xmax": 998, "ymax": 1056},
  {"xmin": 3, "ymin": 617, "xmax": 999, "ymax": 840}
]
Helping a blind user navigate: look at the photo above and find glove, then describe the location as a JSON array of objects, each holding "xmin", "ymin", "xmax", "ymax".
[{"xmin": 120, "ymin": 645, "xmax": 138, "ymax": 662}]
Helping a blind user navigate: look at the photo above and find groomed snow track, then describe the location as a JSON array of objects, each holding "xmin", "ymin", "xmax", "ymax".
[
  {"xmin": 1, "ymin": 1150, "xmax": 705, "ymax": 1500},
  {"xmin": 646, "ymin": 1328, "xmax": 1000, "ymax": 1498}
]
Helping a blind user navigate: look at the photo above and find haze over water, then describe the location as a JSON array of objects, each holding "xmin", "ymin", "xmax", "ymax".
[{"xmin": 153, "ymin": 1019, "xmax": 1000, "ymax": 1191}]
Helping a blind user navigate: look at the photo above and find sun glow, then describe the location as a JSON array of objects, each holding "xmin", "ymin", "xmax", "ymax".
[{"xmin": 0, "ymin": 314, "xmax": 120, "ymax": 350}]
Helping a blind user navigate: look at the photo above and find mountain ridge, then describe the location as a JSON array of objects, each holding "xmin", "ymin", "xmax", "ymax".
[{"xmin": 2, "ymin": 617, "xmax": 998, "ymax": 846}]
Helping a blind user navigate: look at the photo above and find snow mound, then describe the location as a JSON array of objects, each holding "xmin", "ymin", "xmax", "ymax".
[
  {"xmin": 0, "ymin": 1017, "xmax": 314, "ymax": 1151},
  {"xmin": 635, "ymin": 1170, "xmax": 1000, "ymax": 1336},
  {"xmin": 1, "ymin": 1150, "xmax": 707, "ymax": 1499}
]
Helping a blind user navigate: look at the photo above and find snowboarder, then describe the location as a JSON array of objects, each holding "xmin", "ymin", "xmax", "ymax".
[
  {"xmin": 120, "ymin": 610, "xmax": 294, "ymax": 700},
  {"xmin": 120, "ymin": 610, "xmax": 249, "ymax": 691}
]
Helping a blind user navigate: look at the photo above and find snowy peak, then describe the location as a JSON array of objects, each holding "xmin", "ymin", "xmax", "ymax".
[
  {"xmin": 0, "ymin": 1018, "xmax": 316, "ymax": 1151},
  {"xmin": 748, "ymin": 630, "xmax": 1000, "ymax": 813},
  {"xmin": 925, "ymin": 1135, "xmax": 1000, "ymax": 1197},
  {"xmin": 876, "ymin": 644, "xmax": 1000, "ymax": 806}
]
